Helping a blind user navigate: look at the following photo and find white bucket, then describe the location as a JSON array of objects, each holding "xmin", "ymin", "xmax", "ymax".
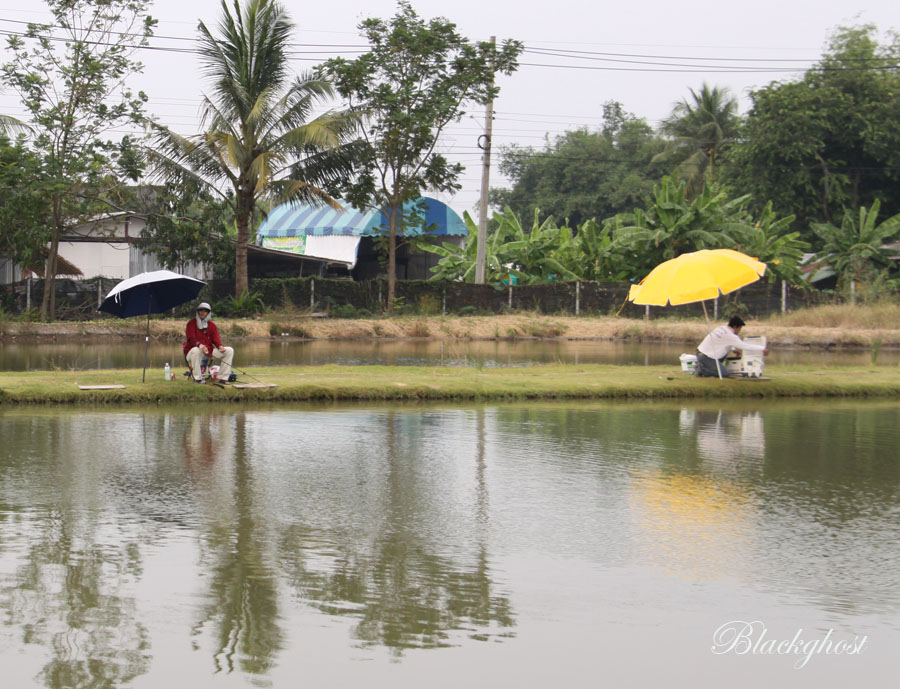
[{"xmin": 679, "ymin": 353, "xmax": 698, "ymax": 373}]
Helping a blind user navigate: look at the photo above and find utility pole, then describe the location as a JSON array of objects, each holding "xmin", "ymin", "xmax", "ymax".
[{"xmin": 474, "ymin": 36, "xmax": 496, "ymax": 285}]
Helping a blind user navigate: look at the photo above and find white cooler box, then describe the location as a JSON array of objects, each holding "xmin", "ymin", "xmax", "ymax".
[{"xmin": 724, "ymin": 335, "xmax": 766, "ymax": 378}]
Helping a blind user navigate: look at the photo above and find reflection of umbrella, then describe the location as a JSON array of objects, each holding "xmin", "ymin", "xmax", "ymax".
[
  {"xmin": 99, "ymin": 270, "xmax": 206, "ymax": 382},
  {"xmin": 628, "ymin": 249, "xmax": 766, "ymax": 378}
]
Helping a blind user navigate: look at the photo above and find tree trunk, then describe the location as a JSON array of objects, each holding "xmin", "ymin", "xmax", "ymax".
[
  {"xmin": 387, "ymin": 205, "xmax": 398, "ymax": 315},
  {"xmin": 41, "ymin": 228, "xmax": 61, "ymax": 321},
  {"xmin": 235, "ymin": 192, "xmax": 251, "ymax": 297},
  {"xmin": 816, "ymin": 154, "xmax": 832, "ymax": 223}
]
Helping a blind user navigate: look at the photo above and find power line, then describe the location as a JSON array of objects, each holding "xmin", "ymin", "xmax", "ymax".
[{"xmin": 2, "ymin": 16, "xmax": 898, "ymax": 74}]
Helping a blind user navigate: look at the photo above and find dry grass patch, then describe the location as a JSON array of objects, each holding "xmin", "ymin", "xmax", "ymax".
[{"xmin": 765, "ymin": 303, "xmax": 900, "ymax": 330}]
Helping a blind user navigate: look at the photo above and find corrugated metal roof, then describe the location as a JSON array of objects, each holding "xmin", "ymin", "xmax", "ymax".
[{"xmin": 257, "ymin": 196, "xmax": 467, "ymax": 238}]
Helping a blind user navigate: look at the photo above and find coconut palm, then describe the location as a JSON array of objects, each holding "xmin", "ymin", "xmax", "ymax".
[
  {"xmin": 0, "ymin": 113, "xmax": 31, "ymax": 135},
  {"xmin": 147, "ymin": 0, "xmax": 357, "ymax": 296},
  {"xmin": 654, "ymin": 83, "xmax": 740, "ymax": 197}
]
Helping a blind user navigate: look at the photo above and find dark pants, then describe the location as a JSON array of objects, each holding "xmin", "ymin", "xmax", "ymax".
[{"xmin": 696, "ymin": 351, "xmax": 727, "ymax": 378}]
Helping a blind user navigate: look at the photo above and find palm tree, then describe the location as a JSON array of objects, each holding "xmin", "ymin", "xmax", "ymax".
[
  {"xmin": 654, "ymin": 83, "xmax": 740, "ymax": 197},
  {"xmin": 0, "ymin": 113, "xmax": 31, "ymax": 135},
  {"xmin": 148, "ymin": 0, "xmax": 356, "ymax": 296}
]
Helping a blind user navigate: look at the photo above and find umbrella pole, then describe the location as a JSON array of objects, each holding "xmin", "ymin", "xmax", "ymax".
[
  {"xmin": 702, "ymin": 301, "xmax": 722, "ymax": 379},
  {"xmin": 142, "ymin": 311, "xmax": 150, "ymax": 384}
]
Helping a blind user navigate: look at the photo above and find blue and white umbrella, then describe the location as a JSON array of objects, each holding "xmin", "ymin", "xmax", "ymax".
[{"xmin": 100, "ymin": 270, "xmax": 206, "ymax": 382}]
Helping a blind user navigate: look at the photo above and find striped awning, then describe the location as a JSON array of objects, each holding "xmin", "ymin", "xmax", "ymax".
[{"xmin": 257, "ymin": 196, "xmax": 467, "ymax": 238}]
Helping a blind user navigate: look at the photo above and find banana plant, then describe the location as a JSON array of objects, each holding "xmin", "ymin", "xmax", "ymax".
[
  {"xmin": 614, "ymin": 176, "xmax": 752, "ymax": 269},
  {"xmin": 422, "ymin": 210, "xmax": 514, "ymax": 282},
  {"xmin": 812, "ymin": 199, "xmax": 900, "ymax": 289},
  {"xmin": 497, "ymin": 207, "xmax": 579, "ymax": 284},
  {"xmin": 572, "ymin": 218, "xmax": 635, "ymax": 281},
  {"xmin": 729, "ymin": 202, "xmax": 808, "ymax": 284}
]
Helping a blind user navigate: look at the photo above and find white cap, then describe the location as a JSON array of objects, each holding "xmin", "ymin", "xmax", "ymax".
[{"xmin": 197, "ymin": 302, "xmax": 211, "ymax": 311}]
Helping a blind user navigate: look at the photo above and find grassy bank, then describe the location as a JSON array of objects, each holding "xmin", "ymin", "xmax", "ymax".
[
  {"xmin": 3, "ymin": 364, "xmax": 900, "ymax": 405},
  {"xmin": 3, "ymin": 304, "xmax": 900, "ymax": 349}
]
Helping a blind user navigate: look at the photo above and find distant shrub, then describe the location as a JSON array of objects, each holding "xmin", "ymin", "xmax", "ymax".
[{"xmin": 220, "ymin": 289, "xmax": 264, "ymax": 317}]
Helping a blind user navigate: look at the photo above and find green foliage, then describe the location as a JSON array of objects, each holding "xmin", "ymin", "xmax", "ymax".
[
  {"xmin": 612, "ymin": 176, "xmax": 751, "ymax": 272},
  {"xmin": 0, "ymin": 135, "xmax": 52, "ymax": 269},
  {"xmin": 2, "ymin": 0, "xmax": 154, "ymax": 320},
  {"xmin": 133, "ymin": 181, "xmax": 233, "ymax": 273},
  {"xmin": 147, "ymin": 0, "xmax": 357, "ymax": 297},
  {"xmin": 494, "ymin": 208, "xmax": 580, "ymax": 285},
  {"xmin": 422, "ymin": 210, "xmax": 512, "ymax": 283},
  {"xmin": 322, "ymin": 1, "xmax": 522, "ymax": 311},
  {"xmin": 331, "ymin": 303, "xmax": 358, "ymax": 319},
  {"xmin": 654, "ymin": 83, "xmax": 741, "ymax": 197},
  {"xmin": 425, "ymin": 206, "xmax": 636, "ymax": 283},
  {"xmin": 491, "ymin": 102, "xmax": 665, "ymax": 226},
  {"xmin": 812, "ymin": 199, "xmax": 900, "ymax": 291},
  {"xmin": 219, "ymin": 289, "xmax": 264, "ymax": 317},
  {"xmin": 726, "ymin": 25, "xmax": 900, "ymax": 237},
  {"xmin": 728, "ymin": 202, "xmax": 809, "ymax": 285}
]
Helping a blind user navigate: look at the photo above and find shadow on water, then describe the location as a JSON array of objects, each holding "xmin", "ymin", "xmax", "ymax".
[{"xmin": 1, "ymin": 400, "xmax": 899, "ymax": 686}]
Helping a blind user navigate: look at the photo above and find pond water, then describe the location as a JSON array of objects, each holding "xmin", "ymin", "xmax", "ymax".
[
  {"xmin": 1, "ymin": 337, "xmax": 893, "ymax": 372},
  {"xmin": 1, "ymin": 400, "xmax": 898, "ymax": 688}
]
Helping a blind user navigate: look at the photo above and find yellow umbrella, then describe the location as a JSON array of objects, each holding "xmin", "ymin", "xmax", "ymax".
[
  {"xmin": 628, "ymin": 249, "xmax": 766, "ymax": 306},
  {"xmin": 628, "ymin": 249, "xmax": 767, "ymax": 378}
]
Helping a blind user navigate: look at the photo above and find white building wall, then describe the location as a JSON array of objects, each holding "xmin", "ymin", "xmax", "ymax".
[
  {"xmin": 0, "ymin": 256, "xmax": 22, "ymax": 284},
  {"xmin": 58, "ymin": 240, "xmax": 132, "ymax": 279},
  {"xmin": 56, "ymin": 215, "xmax": 206, "ymax": 280}
]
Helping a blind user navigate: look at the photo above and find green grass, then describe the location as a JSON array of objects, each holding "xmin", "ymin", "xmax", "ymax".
[{"xmin": 2, "ymin": 364, "xmax": 900, "ymax": 405}]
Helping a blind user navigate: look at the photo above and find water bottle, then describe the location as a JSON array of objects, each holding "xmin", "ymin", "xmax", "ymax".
[{"xmin": 164, "ymin": 362, "xmax": 170, "ymax": 381}]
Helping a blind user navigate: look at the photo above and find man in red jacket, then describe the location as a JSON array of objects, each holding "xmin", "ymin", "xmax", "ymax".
[{"xmin": 183, "ymin": 302, "xmax": 234, "ymax": 383}]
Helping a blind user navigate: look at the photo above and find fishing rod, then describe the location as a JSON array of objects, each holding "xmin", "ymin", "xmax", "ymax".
[{"xmin": 221, "ymin": 361, "xmax": 272, "ymax": 387}]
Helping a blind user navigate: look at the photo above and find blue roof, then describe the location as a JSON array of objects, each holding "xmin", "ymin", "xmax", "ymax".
[{"xmin": 257, "ymin": 197, "xmax": 467, "ymax": 238}]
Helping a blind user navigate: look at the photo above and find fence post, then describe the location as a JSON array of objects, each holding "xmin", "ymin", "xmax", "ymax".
[
  {"xmin": 714, "ymin": 297, "xmax": 718, "ymax": 321},
  {"xmin": 97, "ymin": 279, "xmax": 103, "ymax": 308},
  {"xmin": 378, "ymin": 281, "xmax": 382, "ymax": 309},
  {"xmin": 310, "ymin": 278, "xmax": 315, "ymax": 311},
  {"xmin": 645, "ymin": 304, "xmax": 650, "ymax": 320},
  {"xmin": 442, "ymin": 287, "xmax": 446, "ymax": 316},
  {"xmin": 508, "ymin": 284, "xmax": 513, "ymax": 310},
  {"xmin": 781, "ymin": 280, "xmax": 787, "ymax": 314},
  {"xmin": 575, "ymin": 281, "xmax": 580, "ymax": 316},
  {"xmin": 26, "ymin": 275, "xmax": 31, "ymax": 310}
]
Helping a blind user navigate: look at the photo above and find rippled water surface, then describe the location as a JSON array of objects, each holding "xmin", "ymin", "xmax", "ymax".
[{"xmin": 1, "ymin": 401, "xmax": 898, "ymax": 688}]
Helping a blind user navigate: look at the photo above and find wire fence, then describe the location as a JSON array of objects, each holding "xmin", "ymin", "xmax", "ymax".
[{"xmin": 0, "ymin": 275, "xmax": 831, "ymax": 321}]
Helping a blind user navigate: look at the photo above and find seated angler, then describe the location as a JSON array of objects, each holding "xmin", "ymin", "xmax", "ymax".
[
  {"xmin": 183, "ymin": 302, "xmax": 235, "ymax": 383},
  {"xmin": 696, "ymin": 316, "xmax": 768, "ymax": 378}
]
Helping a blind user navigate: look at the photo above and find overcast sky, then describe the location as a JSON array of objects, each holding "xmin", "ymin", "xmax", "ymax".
[{"xmin": 1, "ymin": 0, "xmax": 897, "ymax": 214}]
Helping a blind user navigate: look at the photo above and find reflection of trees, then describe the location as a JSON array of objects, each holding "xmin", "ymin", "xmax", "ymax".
[
  {"xmin": 279, "ymin": 528, "xmax": 514, "ymax": 654},
  {"xmin": 9, "ymin": 535, "xmax": 150, "ymax": 689},
  {"xmin": 278, "ymin": 408, "xmax": 514, "ymax": 655},
  {"xmin": 1, "ymin": 414, "xmax": 150, "ymax": 689},
  {"xmin": 191, "ymin": 412, "xmax": 283, "ymax": 677}
]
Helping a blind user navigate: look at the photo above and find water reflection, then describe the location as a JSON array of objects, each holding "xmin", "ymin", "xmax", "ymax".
[
  {"xmin": 3, "ymin": 337, "xmax": 892, "ymax": 371},
  {"xmin": 1, "ymin": 402, "xmax": 899, "ymax": 687},
  {"xmin": 0, "ymin": 412, "xmax": 152, "ymax": 689},
  {"xmin": 277, "ymin": 410, "xmax": 513, "ymax": 655}
]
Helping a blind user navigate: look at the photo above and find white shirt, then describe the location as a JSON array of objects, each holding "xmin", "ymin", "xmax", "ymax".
[{"xmin": 697, "ymin": 325, "xmax": 766, "ymax": 360}]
